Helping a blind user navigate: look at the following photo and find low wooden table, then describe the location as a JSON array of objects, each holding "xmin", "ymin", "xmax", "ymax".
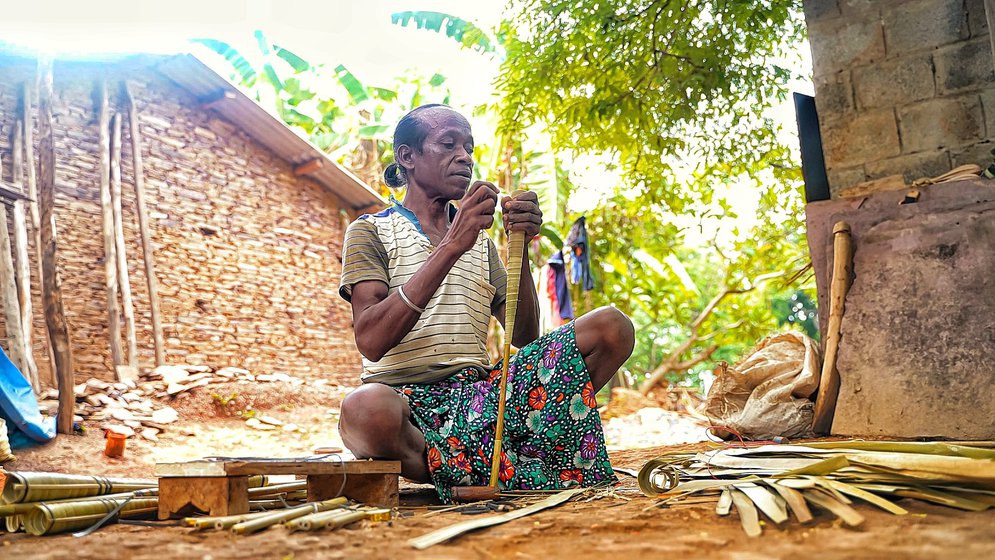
[{"xmin": 155, "ymin": 458, "xmax": 401, "ymax": 520}]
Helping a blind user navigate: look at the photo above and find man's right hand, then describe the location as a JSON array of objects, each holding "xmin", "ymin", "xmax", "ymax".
[{"xmin": 442, "ymin": 181, "xmax": 499, "ymax": 254}]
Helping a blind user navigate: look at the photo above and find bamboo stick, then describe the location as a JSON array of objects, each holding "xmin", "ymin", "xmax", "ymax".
[
  {"xmin": 184, "ymin": 509, "xmax": 271, "ymax": 530},
  {"xmin": 97, "ymin": 81, "xmax": 123, "ymax": 372},
  {"xmin": 110, "ymin": 112, "xmax": 137, "ymax": 370},
  {"xmin": 122, "ymin": 82, "xmax": 165, "ymax": 366},
  {"xmin": 12, "ymin": 119, "xmax": 40, "ymax": 390},
  {"xmin": 21, "ymin": 81, "xmax": 55, "ymax": 387},
  {"xmin": 285, "ymin": 508, "xmax": 365, "ymax": 532},
  {"xmin": 230, "ymin": 498, "xmax": 346, "ymax": 535},
  {"xmin": 0, "ymin": 491, "xmax": 138, "ymax": 516},
  {"xmin": 247, "ymin": 480, "xmax": 307, "ymax": 497},
  {"xmin": 37, "ymin": 57, "xmax": 74, "ymax": 434}
]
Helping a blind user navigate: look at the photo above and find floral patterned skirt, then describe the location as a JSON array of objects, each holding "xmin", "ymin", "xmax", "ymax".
[{"xmin": 393, "ymin": 322, "xmax": 617, "ymax": 503}]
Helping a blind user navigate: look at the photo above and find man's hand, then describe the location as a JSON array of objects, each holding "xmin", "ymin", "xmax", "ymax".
[
  {"xmin": 442, "ymin": 181, "xmax": 499, "ymax": 254},
  {"xmin": 501, "ymin": 191, "xmax": 542, "ymax": 239}
]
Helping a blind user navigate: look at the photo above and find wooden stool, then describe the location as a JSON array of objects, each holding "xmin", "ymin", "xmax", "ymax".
[{"xmin": 155, "ymin": 458, "xmax": 401, "ymax": 520}]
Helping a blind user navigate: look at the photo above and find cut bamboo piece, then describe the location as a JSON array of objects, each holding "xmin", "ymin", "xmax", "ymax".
[
  {"xmin": 0, "ymin": 491, "xmax": 138, "ymax": 516},
  {"xmin": 11, "ymin": 120, "xmax": 39, "ymax": 390},
  {"xmin": 409, "ymin": 487, "xmax": 583, "ymax": 549},
  {"xmin": 230, "ymin": 498, "xmax": 346, "ymax": 535},
  {"xmin": 110, "ymin": 112, "xmax": 137, "ymax": 370},
  {"xmin": 97, "ymin": 81, "xmax": 123, "ymax": 371},
  {"xmin": 285, "ymin": 508, "xmax": 366, "ymax": 532},
  {"xmin": 122, "ymin": 82, "xmax": 165, "ymax": 366},
  {"xmin": 247, "ymin": 480, "xmax": 307, "ymax": 497},
  {"xmin": 22, "ymin": 496, "xmax": 158, "ymax": 536},
  {"xmin": 37, "ymin": 57, "xmax": 74, "ymax": 434},
  {"xmin": 0, "ymin": 472, "xmax": 156, "ymax": 503}
]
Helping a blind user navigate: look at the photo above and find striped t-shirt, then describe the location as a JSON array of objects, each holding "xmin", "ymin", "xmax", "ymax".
[{"xmin": 339, "ymin": 200, "xmax": 507, "ymax": 385}]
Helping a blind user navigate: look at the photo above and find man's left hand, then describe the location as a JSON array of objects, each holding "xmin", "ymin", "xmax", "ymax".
[{"xmin": 501, "ymin": 191, "xmax": 542, "ymax": 239}]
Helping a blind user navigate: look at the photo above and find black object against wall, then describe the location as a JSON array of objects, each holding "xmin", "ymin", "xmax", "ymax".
[{"xmin": 793, "ymin": 92, "xmax": 831, "ymax": 202}]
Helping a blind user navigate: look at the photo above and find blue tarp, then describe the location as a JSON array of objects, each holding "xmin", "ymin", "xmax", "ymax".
[{"xmin": 0, "ymin": 346, "xmax": 56, "ymax": 448}]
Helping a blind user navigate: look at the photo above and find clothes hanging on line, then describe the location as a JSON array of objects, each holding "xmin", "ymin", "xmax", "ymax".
[{"xmin": 565, "ymin": 216, "xmax": 595, "ymax": 291}]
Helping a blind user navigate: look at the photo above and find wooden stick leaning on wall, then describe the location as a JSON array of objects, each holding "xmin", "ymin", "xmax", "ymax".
[
  {"xmin": 12, "ymin": 119, "xmax": 40, "ymax": 390},
  {"xmin": 22, "ymin": 81, "xmax": 57, "ymax": 386},
  {"xmin": 110, "ymin": 113, "xmax": 137, "ymax": 374},
  {"xmin": 122, "ymin": 81, "xmax": 165, "ymax": 366},
  {"xmin": 37, "ymin": 57, "xmax": 75, "ymax": 434},
  {"xmin": 97, "ymin": 81, "xmax": 124, "ymax": 372},
  {"xmin": 812, "ymin": 221, "xmax": 854, "ymax": 435},
  {"xmin": 0, "ymin": 156, "xmax": 29, "ymax": 381}
]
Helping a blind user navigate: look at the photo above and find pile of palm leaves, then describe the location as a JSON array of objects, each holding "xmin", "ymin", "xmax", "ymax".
[{"xmin": 637, "ymin": 440, "xmax": 995, "ymax": 536}]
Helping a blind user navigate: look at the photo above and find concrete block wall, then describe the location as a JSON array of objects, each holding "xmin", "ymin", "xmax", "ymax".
[
  {"xmin": 804, "ymin": 0, "xmax": 995, "ymax": 197},
  {"xmin": 0, "ymin": 57, "xmax": 364, "ymax": 385}
]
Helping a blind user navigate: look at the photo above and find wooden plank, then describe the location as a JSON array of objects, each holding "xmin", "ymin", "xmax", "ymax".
[
  {"xmin": 838, "ymin": 174, "xmax": 905, "ymax": 199},
  {"xmin": 37, "ymin": 57, "xmax": 75, "ymax": 434},
  {"xmin": 22, "ymin": 81, "xmax": 55, "ymax": 387},
  {"xmin": 96, "ymin": 81, "xmax": 123, "ymax": 371},
  {"xmin": 158, "ymin": 476, "xmax": 249, "ymax": 519},
  {"xmin": 0, "ymin": 180, "xmax": 31, "ymax": 203},
  {"xmin": 110, "ymin": 112, "xmax": 137, "ymax": 369},
  {"xmin": 307, "ymin": 473, "xmax": 399, "ymax": 508},
  {"xmin": 12, "ymin": 119, "xmax": 39, "ymax": 390},
  {"xmin": 198, "ymin": 89, "xmax": 236, "ymax": 110},
  {"xmin": 154, "ymin": 459, "xmax": 401, "ymax": 477},
  {"xmin": 123, "ymin": 82, "xmax": 165, "ymax": 366}
]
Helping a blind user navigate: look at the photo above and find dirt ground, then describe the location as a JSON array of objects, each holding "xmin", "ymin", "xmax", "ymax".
[{"xmin": 3, "ymin": 383, "xmax": 994, "ymax": 560}]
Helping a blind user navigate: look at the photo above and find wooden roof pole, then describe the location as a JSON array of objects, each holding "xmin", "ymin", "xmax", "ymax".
[
  {"xmin": 123, "ymin": 82, "xmax": 165, "ymax": 366},
  {"xmin": 12, "ymin": 120, "xmax": 40, "ymax": 389},
  {"xmin": 110, "ymin": 113, "xmax": 137, "ymax": 374},
  {"xmin": 97, "ymin": 80, "xmax": 123, "ymax": 372},
  {"xmin": 0, "ymin": 156, "xmax": 29, "ymax": 381},
  {"xmin": 37, "ymin": 57, "xmax": 75, "ymax": 434}
]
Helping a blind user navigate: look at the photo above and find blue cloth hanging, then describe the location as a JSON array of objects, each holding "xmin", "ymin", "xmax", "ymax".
[
  {"xmin": 547, "ymin": 251, "xmax": 574, "ymax": 320},
  {"xmin": 565, "ymin": 216, "xmax": 595, "ymax": 291}
]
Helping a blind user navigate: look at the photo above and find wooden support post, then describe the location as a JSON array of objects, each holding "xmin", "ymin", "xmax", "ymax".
[
  {"xmin": 22, "ymin": 81, "xmax": 55, "ymax": 387},
  {"xmin": 158, "ymin": 476, "xmax": 249, "ymax": 519},
  {"xmin": 123, "ymin": 82, "xmax": 165, "ymax": 366},
  {"xmin": 97, "ymin": 81, "xmax": 123, "ymax": 372},
  {"xmin": 110, "ymin": 112, "xmax": 137, "ymax": 373},
  {"xmin": 306, "ymin": 473, "xmax": 399, "ymax": 508},
  {"xmin": 0, "ymin": 203, "xmax": 28, "ymax": 379},
  {"xmin": 37, "ymin": 57, "xmax": 75, "ymax": 434},
  {"xmin": 12, "ymin": 120, "xmax": 40, "ymax": 390}
]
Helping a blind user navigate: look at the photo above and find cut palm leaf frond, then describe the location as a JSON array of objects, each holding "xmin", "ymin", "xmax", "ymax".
[
  {"xmin": 716, "ymin": 489, "xmax": 733, "ymax": 516},
  {"xmin": 823, "ymin": 480, "xmax": 908, "ymax": 515},
  {"xmin": 729, "ymin": 489, "xmax": 762, "ymax": 537},
  {"xmin": 767, "ymin": 481, "xmax": 813, "ymax": 523},
  {"xmin": 735, "ymin": 483, "xmax": 788, "ymax": 524},
  {"xmin": 802, "ymin": 489, "xmax": 865, "ymax": 527}
]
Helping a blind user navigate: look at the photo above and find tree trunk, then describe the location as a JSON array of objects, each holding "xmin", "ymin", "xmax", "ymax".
[
  {"xmin": 123, "ymin": 82, "xmax": 165, "ymax": 366},
  {"xmin": 37, "ymin": 57, "xmax": 75, "ymax": 434},
  {"xmin": 111, "ymin": 112, "xmax": 137, "ymax": 370}
]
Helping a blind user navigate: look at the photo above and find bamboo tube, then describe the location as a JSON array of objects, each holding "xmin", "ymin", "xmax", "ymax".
[
  {"xmin": 109, "ymin": 112, "xmax": 137, "ymax": 369},
  {"xmin": 122, "ymin": 82, "xmax": 165, "ymax": 366},
  {"xmin": 37, "ymin": 57, "xmax": 75, "ymax": 434},
  {"xmin": 5, "ymin": 514, "xmax": 23, "ymax": 532},
  {"xmin": 247, "ymin": 480, "xmax": 307, "ymax": 497},
  {"xmin": 285, "ymin": 509, "xmax": 365, "ymax": 532},
  {"xmin": 0, "ymin": 491, "xmax": 138, "ymax": 516},
  {"xmin": 23, "ymin": 496, "xmax": 158, "ymax": 536},
  {"xmin": 0, "ymin": 472, "xmax": 155, "ymax": 503},
  {"xmin": 21, "ymin": 81, "xmax": 55, "ymax": 388},
  {"xmin": 490, "ymin": 191, "xmax": 527, "ymax": 488},
  {"xmin": 230, "ymin": 498, "xmax": 346, "ymax": 535},
  {"xmin": 11, "ymin": 120, "xmax": 39, "ymax": 390},
  {"xmin": 96, "ymin": 81, "xmax": 123, "ymax": 371},
  {"xmin": 246, "ymin": 475, "xmax": 269, "ymax": 488},
  {"xmin": 183, "ymin": 509, "xmax": 269, "ymax": 531}
]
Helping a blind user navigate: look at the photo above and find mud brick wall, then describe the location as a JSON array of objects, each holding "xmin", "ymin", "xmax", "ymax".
[
  {"xmin": 0, "ymin": 57, "xmax": 364, "ymax": 386},
  {"xmin": 804, "ymin": 0, "xmax": 995, "ymax": 197}
]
